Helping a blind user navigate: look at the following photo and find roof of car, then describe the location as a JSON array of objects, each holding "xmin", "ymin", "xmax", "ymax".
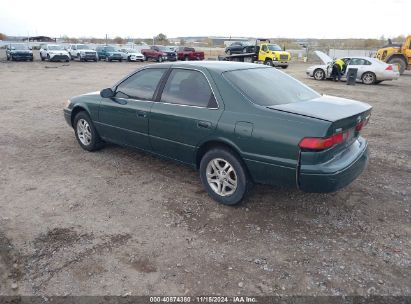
[{"xmin": 150, "ymin": 61, "xmax": 267, "ymax": 73}]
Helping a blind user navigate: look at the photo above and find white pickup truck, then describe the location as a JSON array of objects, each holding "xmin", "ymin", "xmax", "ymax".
[{"xmin": 67, "ymin": 44, "xmax": 98, "ymax": 62}]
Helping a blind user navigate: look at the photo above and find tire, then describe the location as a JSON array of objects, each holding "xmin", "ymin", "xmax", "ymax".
[
  {"xmin": 184, "ymin": 56, "xmax": 189, "ymax": 61},
  {"xmin": 388, "ymin": 57, "xmax": 407, "ymax": 75},
  {"xmin": 40, "ymin": 54, "xmax": 45, "ymax": 61},
  {"xmin": 127, "ymin": 56, "xmax": 131, "ymax": 62},
  {"xmin": 199, "ymin": 148, "xmax": 251, "ymax": 205},
  {"xmin": 158, "ymin": 56, "xmax": 163, "ymax": 62},
  {"xmin": 362, "ymin": 72, "xmax": 376, "ymax": 85},
  {"xmin": 6, "ymin": 54, "xmax": 10, "ymax": 61},
  {"xmin": 281, "ymin": 65, "xmax": 288, "ymax": 69},
  {"xmin": 227, "ymin": 50, "xmax": 232, "ymax": 55},
  {"xmin": 313, "ymin": 68, "xmax": 325, "ymax": 80},
  {"xmin": 264, "ymin": 59, "xmax": 273, "ymax": 67},
  {"xmin": 73, "ymin": 112, "xmax": 103, "ymax": 152},
  {"xmin": 119, "ymin": 59, "xmax": 122, "ymax": 62},
  {"xmin": 30, "ymin": 57, "xmax": 33, "ymax": 62}
]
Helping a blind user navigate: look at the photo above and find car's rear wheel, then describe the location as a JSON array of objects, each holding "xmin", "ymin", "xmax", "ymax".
[
  {"xmin": 313, "ymin": 68, "xmax": 325, "ymax": 80},
  {"xmin": 226, "ymin": 50, "xmax": 232, "ymax": 55},
  {"xmin": 264, "ymin": 59, "xmax": 273, "ymax": 67},
  {"xmin": 184, "ymin": 56, "xmax": 189, "ymax": 61},
  {"xmin": 362, "ymin": 72, "xmax": 376, "ymax": 85},
  {"xmin": 74, "ymin": 112, "xmax": 103, "ymax": 152},
  {"xmin": 200, "ymin": 148, "xmax": 250, "ymax": 205},
  {"xmin": 158, "ymin": 56, "xmax": 163, "ymax": 62}
]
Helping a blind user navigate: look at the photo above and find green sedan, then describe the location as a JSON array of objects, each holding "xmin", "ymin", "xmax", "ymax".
[{"xmin": 64, "ymin": 61, "xmax": 371, "ymax": 205}]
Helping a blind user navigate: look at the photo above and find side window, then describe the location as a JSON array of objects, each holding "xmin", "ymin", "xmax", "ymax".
[
  {"xmin": 262, "ymin": 45, "xmax": 267, "ymax": 52},
  {"xmin": 160, "ymin": 69, "xmax": 217, "ymax": 108},
  {"xmin": 115, "ymin": 69, "xmax": 167, "ymax": 100}
]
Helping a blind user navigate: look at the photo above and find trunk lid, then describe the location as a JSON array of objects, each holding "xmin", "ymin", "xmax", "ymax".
[
  {"xmin": 268, "ymin": 95, "xmax": 371, "ymax": 123},
  {"xmin": 268, "ymin": 95, "xmax": 372, "ymax": 145}
]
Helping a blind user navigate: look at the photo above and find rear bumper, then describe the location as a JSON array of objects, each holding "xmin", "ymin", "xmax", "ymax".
[{"xmin": 299, "ymin": 137, "xmax": 369, "ymax": 193}]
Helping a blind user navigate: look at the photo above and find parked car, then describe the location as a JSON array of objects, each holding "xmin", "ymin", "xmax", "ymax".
[
  {"xmin": 95, "ymin": 45, "xmax": 123, "ymax": 62},
  {"xmin": 225, "ymin": 41, "xmax": 254, "ymax": 55},
  {"xmin": 141, "ymin": 46, "xmax": 177, "ymax": 62},
  {"xmin": 119, "ymin": 48, "xmax": 145, "ymax": 62},
  {"xmin": 307, "ymin": 51, "xmax": 400, "ymax": 84},
  {"xmin": 64, "ymin": 61, "xmax": 371, "ymax": 205},
  {"xmin": 67, "ymin": 44, "xmax": 98, "ymax": 61},
  {"xmin": 6, "ymin": 43, "xmax": 33, "ymax": 61},
  {"xmin": 177, "ymin": 47, "xmax": 205, "ymax": 61},
  {"xmin": 40, "ymin": 44, "xmax": 70, "ymax": 62}
]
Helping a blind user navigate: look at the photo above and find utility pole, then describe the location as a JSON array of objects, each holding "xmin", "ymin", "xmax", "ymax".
[{"xmin": 105, "ymin": 34, "xmax": 108, "ymax": 45}]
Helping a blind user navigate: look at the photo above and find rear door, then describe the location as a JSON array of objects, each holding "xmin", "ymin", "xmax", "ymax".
[
  {"xmin": 149, "ymin": 68, "xmax": 223, "ymax": 165},
  {"xmin": 97, "ymin": 68, "xmax": 168, "ymax": 150}
]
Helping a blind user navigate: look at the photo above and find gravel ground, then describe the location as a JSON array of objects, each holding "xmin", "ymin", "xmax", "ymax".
[{"xmin": 0, "ymin": 53, "xmax": 410, "ymax": 297}]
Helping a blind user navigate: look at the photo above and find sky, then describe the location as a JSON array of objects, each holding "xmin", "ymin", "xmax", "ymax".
[{"xmin": 0, "ymin": 0, "xmax": 410, "ymax": 39}]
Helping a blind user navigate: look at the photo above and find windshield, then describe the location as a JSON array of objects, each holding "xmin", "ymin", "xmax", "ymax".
[
  {"xmin": 76, "ymin": 45, "xmax": 89, "ymax": 50},
  {"xmin": 223, "ymin": 68, "xmax": 320, "ymax": 106},
  {"xmin": 158, "ymin": 46, "xmax": 171, "ymax": 51},
  {"xmin": 48, "ymin": 45, "xmax": 64, "ymax": 50},
  {"xmin": 105, "ymin": 46, "xmax": 118, "ymax": 52},
  {"xmin": 11, "ymin": 44, "xmax": 30, "ymax": 50},
  {"xmin": 267, "ymin": 44, "xmax": 282, "ymax": 51}
]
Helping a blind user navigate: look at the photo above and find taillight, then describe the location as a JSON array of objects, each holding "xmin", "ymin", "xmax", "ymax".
[
  {"xmin": 386, "ymin": 65, "xmax": 393, "ymax": 71},
  {"xmin": 356, "ymin": 115, "xmax": 370, "ymax": 131},
  {"xmin": 299, "ymin": 131, "xmax": 349, "ymax": 151}
]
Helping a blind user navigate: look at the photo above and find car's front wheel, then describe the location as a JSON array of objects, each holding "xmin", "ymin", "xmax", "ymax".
[
  {"xmin": 264, "ymin": 59, "xmax": 273, "ymax": 67},
  {"xmin": 200, "ymin": 148, "xmax": 251, "ymax": 205},
  {"xmin": 73, "ymin": 112, "xmax": 103, "ymax": 152},
  {"xmin": 313, "ymin": 68, "xmax": 325, "ymax": 80}
]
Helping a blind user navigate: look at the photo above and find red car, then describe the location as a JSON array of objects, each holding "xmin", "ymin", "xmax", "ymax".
[
  {"xmin": 177, "ymin": 47, "xmax": 205, "ymax": 61},
  {"xmin": 141, "ymin": 46, "xmax": 177, "ymax": 62}
]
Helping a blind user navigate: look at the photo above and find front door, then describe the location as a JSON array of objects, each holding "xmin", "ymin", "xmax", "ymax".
[
  {"xmin": 97, "ymin": 68, "xmax": 168, "ymax": 150},
  {"xmin": 150, "ymin": 68, "xmax": 223, "ymax": 165}
]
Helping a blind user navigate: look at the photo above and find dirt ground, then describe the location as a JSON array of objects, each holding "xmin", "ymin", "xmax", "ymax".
[{"xmin": 0, "ymin": 51, "xmax": 410, "ymax": 297}]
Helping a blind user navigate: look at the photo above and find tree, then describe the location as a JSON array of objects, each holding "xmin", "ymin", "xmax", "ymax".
[
  {"xmin": 0, "ymin": 33, "xmax": 6, "ymax": 41},
  {"xmin": 155, "ymin": 33, "xmax": 169, "ymax": 45},
  {"xmin": 114, "ymin": 36, "xmax": 124, "ymax": 45},
  {"xmin": 179, "ymin": 38, "xmax": 186, "ymax": 46}
]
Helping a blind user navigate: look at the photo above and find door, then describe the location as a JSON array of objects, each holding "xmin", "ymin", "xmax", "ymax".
[
  {"xmin": 345, "ymin": 58, "xmax": 368, "ymax": 80},
  {"xmin": 259, "ymin": 44, "xmax": 268, "ymax": 61},
  {"xmin": 97, "ymin": 68, "xmax": 168, "ymax": 150},
  {"xmin": 150, "ymin": 68, "xmax": 223, "ymax": 165}
]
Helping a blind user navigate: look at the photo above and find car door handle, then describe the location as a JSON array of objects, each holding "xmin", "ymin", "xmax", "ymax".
[
  {"xmin": 137, "ymin": 111, "xmax": 147, "ymax": 118},
  {"xmin": 197, "ymin": 121, "xmax": 211, "ymax": 129}
]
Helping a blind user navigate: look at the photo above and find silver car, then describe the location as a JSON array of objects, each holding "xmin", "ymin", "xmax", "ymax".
[{"xmin": 306, "ymin": 51, "xmax": 400, "ymax": 84}]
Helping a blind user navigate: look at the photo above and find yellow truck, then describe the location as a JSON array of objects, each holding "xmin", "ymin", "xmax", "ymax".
[
  {"xmin": 376, "ymin": 35, "xmax": 411, "ymax": 74},
  {"xmin": 220, "ymin": 39, "xmax": 291, "ymax": 68}
]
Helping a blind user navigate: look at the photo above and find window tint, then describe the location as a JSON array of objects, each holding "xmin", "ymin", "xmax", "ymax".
[
  {"xmin": 349, "ymin": 58, "xmax": 371, "ymax": 65},
  {"xmin": 115, "ymin": 69, "xmax": 167, "ymax": 100},
  {"xmin": 262, "ymin": 45, "xmax": 267, "ymax": 52},
  {"xmin": 224, "ymin": 67, "xmax": 320, "ymax": 106},
  {"xmin": 160, "ymin": 69, "xmax": 217, "ymax": 108}
]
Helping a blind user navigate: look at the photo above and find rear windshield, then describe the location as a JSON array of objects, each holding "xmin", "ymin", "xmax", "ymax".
[{"xmin": 223, "ymin": 67, "xmax": 320, "ymax": 106}]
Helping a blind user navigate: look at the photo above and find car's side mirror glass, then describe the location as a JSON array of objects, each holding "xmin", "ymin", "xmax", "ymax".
[{"xmin": 100, "ymin": 88, "xmax": 115, "ymax": 98}]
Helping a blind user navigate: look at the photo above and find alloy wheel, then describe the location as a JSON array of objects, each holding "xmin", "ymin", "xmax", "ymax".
[
  {"xmin": 206, "ymin": 158, "xmax": 237, "ymax": 196},
  {"xmin": 362, "ymin": 72, "xmax": 375, "ymax": 85},
  {"xmin": 77, "ymin": 119, "xmax": 92, "ymax": 146}
]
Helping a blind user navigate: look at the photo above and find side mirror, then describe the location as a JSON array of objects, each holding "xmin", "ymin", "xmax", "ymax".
[{"xmin": 100, "ymin": 88, "xmax": 115, "ymax": 98}]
